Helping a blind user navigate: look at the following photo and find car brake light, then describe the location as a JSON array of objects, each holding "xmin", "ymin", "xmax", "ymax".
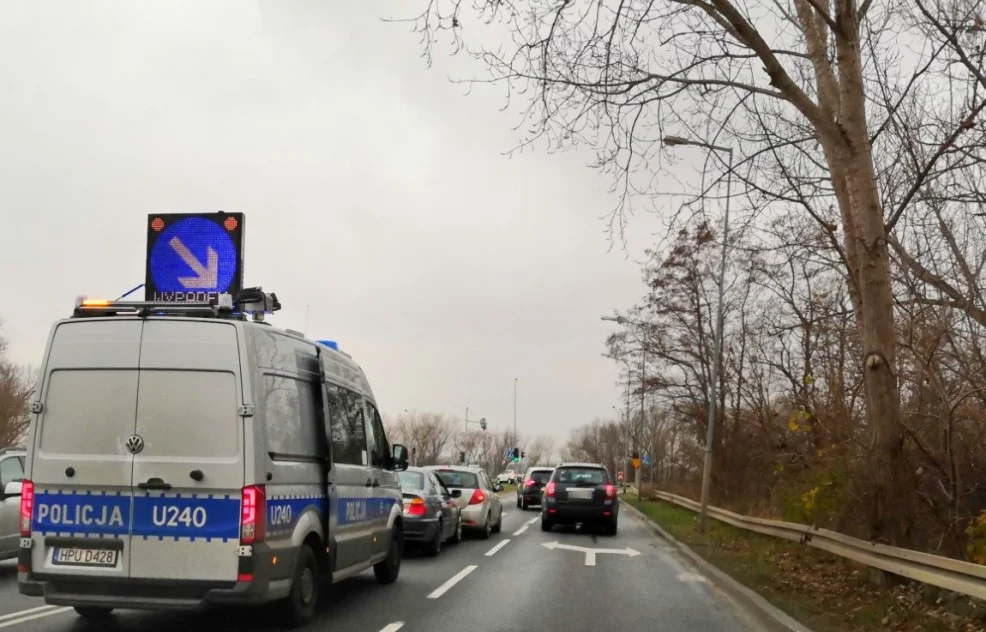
[
  {"xmin": 468, "ymin": 489, "xmax": 485, "ymax": 505},
  {"xmin": 545, "ymin": 482, "xmax": 556, "ymax": 497},
  {"xmin": 605, "ymin": 484, "xmax": 616, "ymax": 498},
  {"xmin": 524, "ymin": 479, "xmax": 535, "ymax": 487},
  {"xmin": 19, "ymin": 480, "xmax": 34, "ymax": 537},
  {"xmin": 240, "ymin": 485, "xmax": 266, "ymax": 545},
  {"xmin": 407, "ymin": 497, "xmax": 427, "ymax": 516}
]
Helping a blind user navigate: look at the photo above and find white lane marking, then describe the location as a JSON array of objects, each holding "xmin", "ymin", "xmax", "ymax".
[
  {"xmin": 427, "ymin": 564, "xmax": 478, "ymax": 599},
  {"xmin": 513, "ymin": 516, "xmax": 538, "ymax": 535},
  {"xmin": 586, "ymin": 551, "xmax": 596, "ymax": 566},
  {"xmin": 0, "ymin": 608, "xmax": 72, "ymax": 629},
  {"xmin": 677, "ymin": 572, "xmax": 708, "ymax": 583},
  {"xmin": 485, "ymin": 539, "xmax": 511, "ymax": 556},
  {"xmin": 379, "ymin": 623, "xmax": 405, "ymax": 632},
  {"xmin": 0, "ymin": 607, "xmax": 58, "ymax": 623}
]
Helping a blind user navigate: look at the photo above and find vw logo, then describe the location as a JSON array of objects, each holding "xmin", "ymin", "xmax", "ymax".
[{"xmin": 125, "ymin": 435, "xmax": 145, "ymax": 454}]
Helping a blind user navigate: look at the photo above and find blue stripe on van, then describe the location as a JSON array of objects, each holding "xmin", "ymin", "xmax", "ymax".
[
  {"xmin": 266, "ymin": 496, "xmax": 327, "ymax": 536},
  {"xmin": 132, "ymin": 493, "xmax": 240, "ymax": 541},
  {"xmin": 33, "ymin": 491, "xmax": 130, "ymax": 537},
  {"xmin": 337, "ymin": 497, "xmax": 397, "ymax": 526}
]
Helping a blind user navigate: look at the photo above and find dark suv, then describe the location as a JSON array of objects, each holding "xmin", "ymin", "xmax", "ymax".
[
  {"xmin": 516, "ymin": 466, "xmax": 554, "ymax": 510},
  {"xmin": 540, "ymin": 462, "xmax": 619, "ymax": 535}
]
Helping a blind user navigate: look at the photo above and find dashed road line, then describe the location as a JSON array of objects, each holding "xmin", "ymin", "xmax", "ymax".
[
  {"xmin": 0, "ymin": 607, "xmax": 57, "ymax": 624},
  {"xmin": 485, "ymin": 539, "xmax": 511, "ymax": 556},
  {"xmin": 379, "ymin": 623, "xmax": 405, "ymax": 632},
  {"xmin": 513, "ymin": 516, "xmax": 538, "ymax": 536},
  {"xmin": 0, "ymin": 607, "xmax": 72, "ymax": 629},
  {"xmin": 427, "ymin": 565, "xmax": 478, "ymax": 599}
]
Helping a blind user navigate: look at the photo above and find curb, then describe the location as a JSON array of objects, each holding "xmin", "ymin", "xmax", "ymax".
[{"xmin": 621, "ymin": 499, "xmax": 814, "ymax": 632}]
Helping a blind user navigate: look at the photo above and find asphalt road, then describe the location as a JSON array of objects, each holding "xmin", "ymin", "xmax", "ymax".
[{"xmin": 0, "ymin": 500, "xmax": 759, "ymax": 631}]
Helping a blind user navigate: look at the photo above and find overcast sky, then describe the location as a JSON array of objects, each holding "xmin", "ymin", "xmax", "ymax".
[{"xmin": 0, "ymin": 1, "xmax": 674, "ymax": 443}]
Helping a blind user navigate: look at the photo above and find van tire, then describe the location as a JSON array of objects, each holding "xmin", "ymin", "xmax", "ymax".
[
  {"xmin": 74, "ymin": 607, "xmax": 113, "ymax": 620},
  {"xmin": 279, "ymin": 545, "xmax": 320, "ymax": 628},
  {"xmin": 374, "ymin": 526, "xmax": 403, "ymax": 585}
]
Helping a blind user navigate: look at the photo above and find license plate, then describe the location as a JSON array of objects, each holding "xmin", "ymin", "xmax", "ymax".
[
  {"xmin": 568, "ymin": 489, "xmax": 593, "ymax": 500},
  {"xmin": 51, "ymin": 547, "xmax": 118, "ymax": 567}
]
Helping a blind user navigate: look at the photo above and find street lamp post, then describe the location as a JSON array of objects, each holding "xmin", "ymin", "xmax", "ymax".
[
  {"xmin": 513, "ymin": 378, "xmax": 518, "ymax": 442},
  {"xmin": 601, "ymin": 315, "xmax": 648, "ymax": 498},
  {"xmin": 663, "ymin": 135, "xmax": 734, "ymax": 531}
]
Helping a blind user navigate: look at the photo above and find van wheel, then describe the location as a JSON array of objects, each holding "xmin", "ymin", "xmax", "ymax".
[
  {"xmin": 74, "ymin": 607, "xmax": 113, "ymax": 620},
  {"xmin": 425, "ymin": 520, "xmax": 443, "ymax": 557},
  {"xmin": 374, "ymin": 526, "xmax": 403, "ymax": 585},
  {"xmin": 279, "ymin": 545, "xmax": 320, "ymax": 628}
]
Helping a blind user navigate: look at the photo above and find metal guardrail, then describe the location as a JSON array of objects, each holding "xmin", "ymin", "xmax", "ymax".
[{"xmin": 645, "ymin": 490, "xmax": 986, "ymax": 601}]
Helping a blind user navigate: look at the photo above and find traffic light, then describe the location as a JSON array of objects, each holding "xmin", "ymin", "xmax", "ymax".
[
  {"xmin": 480, "ymin": 418, "xmax": 487, "ymax": 431},
  {"xmin": 511, "ymin": 447, "xmax": 520, "ymax": 462},
  {"xmin": 458, "ymin": 451, "xmax": 466, "ymax": 464}
]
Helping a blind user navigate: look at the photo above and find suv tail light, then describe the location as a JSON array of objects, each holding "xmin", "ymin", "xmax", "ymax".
[
  {"xmin": 19, "ymin": 480, "xmax": 34, "ymax": 537},
  {"xmin": 468, "ymin": 489, "xmax": 486, "ymax": 505},
  {"xmin": 524, "ymin": 479, "xmax": 536, "ymax": 487},
  {"xmin": 604, "ymin": 484, "xmax": 616, "ymax": 499},
  {"xmin": 407, "ymin": 496, "xmax": 427, "ymax": 517},
  {"xmin": 545, "ymin": 482, "xmax": 556, "ymax": 497},
  {"xmin": 240, "ymin": 485, "xmax": 266, "ymax": 545}
]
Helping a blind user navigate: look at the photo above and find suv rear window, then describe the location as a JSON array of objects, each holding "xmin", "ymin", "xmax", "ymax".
[
  {"xmin": 529, "ymin": 470, "xmax": 552, "ymax": 483},
  {"xmin": 433, "ymin": 470, "xmax": 479, "ymax": 489},
  {"xmin": 554, "ymin": 467, "xmax": 608, "ymax": 485}
]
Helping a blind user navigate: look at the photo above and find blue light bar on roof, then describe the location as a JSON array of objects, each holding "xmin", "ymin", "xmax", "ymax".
[{"xmin": 317, "ymin": 340, "xmax": 339, "ymax": 350}]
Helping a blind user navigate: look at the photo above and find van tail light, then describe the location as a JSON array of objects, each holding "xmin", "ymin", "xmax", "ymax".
[
  {"xmin": 240, "ymin": 485, "xmax": 266, "ymax": 545},
  {"xmin": 407, "ymin": 497, "xmax": 427, "ymax": 517},
  {"xmin": 468, "ymin": 489, "xmax": 486, "ymax": 505},
  {"xmin": 545, "ymin": 482, "xmax": 556, "ymax": 498},
  {"xmin": 19, "ymin": 480, "xmax": 34, "ymax": 537},
  {"xmin": 604, "ymin": 484, "xmax": 616, "ymax": 499}
]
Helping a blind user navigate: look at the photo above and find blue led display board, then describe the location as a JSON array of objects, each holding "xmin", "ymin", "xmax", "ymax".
[{"xmin": 145, "ymin": 212, "xmax": 245, "ymax": 302}]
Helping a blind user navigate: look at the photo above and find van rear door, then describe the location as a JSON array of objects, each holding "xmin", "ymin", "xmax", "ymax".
[
  {"xmin": 29, "ymin": 319, "xmax": 141, "ymax": 580},
  {"xmin": 128, "ymin": 320, "xmax": 245, "ymax": 583}
]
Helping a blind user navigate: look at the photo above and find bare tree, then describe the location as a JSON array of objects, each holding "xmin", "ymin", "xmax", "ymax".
[{"xmin": 0, "ymin": 324, "xmax": 31, "ymax": 449}]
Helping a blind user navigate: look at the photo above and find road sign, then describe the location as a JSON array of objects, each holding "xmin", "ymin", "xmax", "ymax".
[
  {"xmin": 145, "ymin": 212, "xmax": 245, "ymax": 302},
  {"xmin": 617, "ymin": 471, "xmax": 624, "ymax": 482},
  {"xmin": 630, "ymin": 457, "xmax": 641, "ymax": 469},
  {"xmin": 541, "ymin": 541, "xmax": 640, "ymax": 566},
  {"xmin": 642, "ymin": 454, "xmax": 652, "ymax": 467}
]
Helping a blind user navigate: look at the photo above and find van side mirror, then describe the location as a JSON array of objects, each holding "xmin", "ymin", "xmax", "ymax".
[
  {"xmin": 1, "ymin": 481, "xmax": 22, "ymax": 500},
  {"xmin": 391, "ymin": 444, "xmax": 409, "ymax": 472},
  {"xmin": 451, "ymin": 489, "xmax": 462, "ymax": 498}
]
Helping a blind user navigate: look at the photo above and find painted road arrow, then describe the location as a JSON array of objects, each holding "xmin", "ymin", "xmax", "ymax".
[
  {"xmin": 169, "ymin": 236, "xmax": 219, "ymax": 289},
  {"xmin": 541, "ymin": 541, "xmax": 641, "ymax": 566}
]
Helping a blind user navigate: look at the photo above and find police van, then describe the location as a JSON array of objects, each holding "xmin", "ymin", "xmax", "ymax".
[{"xmin": 17, "ymin": 289, "xmax": 409, "ymax": 627}]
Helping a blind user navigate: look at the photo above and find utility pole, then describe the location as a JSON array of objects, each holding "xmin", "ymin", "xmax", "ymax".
[
  {"xmin": 513, "ymin": 378, "xmax": 518, "ymax": 441},
  {"xmin": 663, "ymin": 135, "xmax": 734, "ymax": 531}
]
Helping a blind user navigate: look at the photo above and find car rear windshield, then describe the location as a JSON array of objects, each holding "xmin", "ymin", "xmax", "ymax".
[
  {"xmin": 555, "ymin": 467, "xmax": 608, "ymax": 485},
  {"xmin": 399, "ymin": 472, "xmax": 425, "ymax": 491},
  {"xmin": 529, "ymin": 470, "xmax": 553, "ymax": 483},
  {"xmin": 433, "ymin": 470, "xmax": 479, "ymax": 489}
]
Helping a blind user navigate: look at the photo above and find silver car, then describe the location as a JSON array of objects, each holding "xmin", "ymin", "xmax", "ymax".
[
  {"xmin": 425, "ymin": 466, "xmax": 504, "ymax": 539},
  {"xmin": 0, "ymin": 446, "xmax": 26, "ymax": 561}
]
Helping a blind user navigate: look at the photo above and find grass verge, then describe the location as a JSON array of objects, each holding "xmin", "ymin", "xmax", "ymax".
[{"xmin": 629, "ymin": 497, "xmax": 986, "ymax": 632}]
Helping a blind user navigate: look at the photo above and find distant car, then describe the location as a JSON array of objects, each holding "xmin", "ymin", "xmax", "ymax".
[
  {"xmin": 0, "ymin": 446, "xmax": 26, "ymax": 561},
  {"xmin": 425, "ymin": 465, "xmax": 504, "ymax": 539},
  {"xmin": 497, "ymin": 470, "xmax": 516, "ymax": 485},
  {"xmin": 541, "ymin": 462, "xmax": 619, "ymax": 535},
  {"xmin": 517, "ymin": 466, "xmax": 554, "ymax": 510},
  {"xmin": 398, "ymin": 467, "xmax": 463, "ymax": 556}
]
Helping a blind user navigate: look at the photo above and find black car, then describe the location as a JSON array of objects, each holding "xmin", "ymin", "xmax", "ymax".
[
  {"xmin": 540, "ymin": 462, "xmax": 619, "ymax": 535},
  {"xmin": 516, "ymin": 466, "xmax": 554, "ymax": 510},
  {"xmin": 399, "ymin": 467, "xmax": 463, "ymax": 556}
]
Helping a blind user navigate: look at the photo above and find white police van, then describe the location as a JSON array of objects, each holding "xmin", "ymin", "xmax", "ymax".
[{"xmin": 17, "ymin": 289, "xmax": 409, "ymax": 627}]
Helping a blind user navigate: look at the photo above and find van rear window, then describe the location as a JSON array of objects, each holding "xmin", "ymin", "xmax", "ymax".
[{"xmin": 39, "ymin": 369, "xmax": 139, "ymax": 456}]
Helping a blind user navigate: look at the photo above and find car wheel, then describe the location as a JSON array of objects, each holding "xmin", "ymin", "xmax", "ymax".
[
  {"xmin": 449, "ymin": 516, "xmax": 463, "ymax": 544},
  {"xmin": 425, "ymin": 520, "xmax": 443, "ymax": 557},
  {"xmin": 374, "ymin": 525, "xmax": 403, "ymax": 584},
  {"xmin": 521, "ymin": 498, "xmax": 528, "ymax": 510},
  {"xmin": 516, "ymin": 496, "xmax": 522, "ymax": 508},
  {"xmin": 491, "ymin": 509, "xmax": 503, "ymax": 534},
  {"xmin": 279, "ymin": 544, "xmax": 320, "ymax": 628},
  {"xmin": 607, "ymin": 519, "xmax": 619, "ymax": 536},
  {"xmin": 479, "ymin": 513, "xmax": 492, "ymax": 539},
  {"xmin": 541, "ymin": 515, "xmax": 552, "ymax": 532},
  {"xmin": 74, "ymin": 607, "xmax": 113, "ymax": 621}
]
